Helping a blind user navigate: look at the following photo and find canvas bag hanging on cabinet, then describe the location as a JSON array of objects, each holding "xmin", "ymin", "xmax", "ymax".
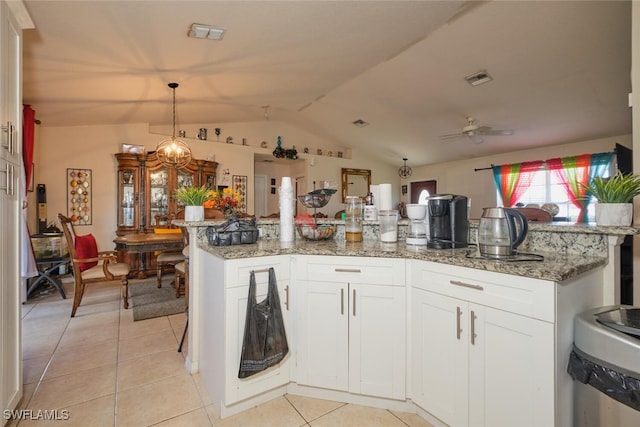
[{"xmin": 238, "ymin": 267, "xmax": 289, "ymax": 378}]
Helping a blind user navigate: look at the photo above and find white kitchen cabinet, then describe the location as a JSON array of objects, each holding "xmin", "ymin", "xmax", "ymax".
[
  {"xmin": 196, "ymin": 252, "xmax": 292, "ymax": 416},
  {"xmin": 1, "ymin": 1, "xmax": 29, "ymax": 422},
  {"xmin": 410, "ymin": 260, "xmax": 601, "ymax": 427},
  {"xmin": 412, "ymin": 287, "xmax": 553, "ymax": 427},
  {"xmin": 412, "ymin": 288, "xmax": 468, "ymax": 426},
  {"xmin": 296, "ymin": 255, "xmax": 406, "ymax": 400}
]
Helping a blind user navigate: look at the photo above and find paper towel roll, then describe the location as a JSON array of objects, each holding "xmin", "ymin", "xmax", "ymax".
[
  {"xmin": 279, "ymin": 177, "xmax": 295, "ymax": 242},
  {"xmin": 378, "ymin": 183, "xmax": 393, "ymax": 211}
]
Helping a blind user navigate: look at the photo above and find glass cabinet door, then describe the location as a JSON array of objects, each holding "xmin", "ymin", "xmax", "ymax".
[
  {"xmin": 118, "ymin": 169, "xmax": 136, "ymax": 228},
  {"xmin": 149, "ymin": 168, "xmax": 169, "ymax": 225}
]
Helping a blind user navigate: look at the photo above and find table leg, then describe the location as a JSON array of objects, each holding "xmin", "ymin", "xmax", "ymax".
[
  {"xmin": 27, "ymin": 262, "xmax": 67, "ymax": 299},
  {"xmin": 136, "ymin": 253, "xmax": 148, "ymax": 279}
]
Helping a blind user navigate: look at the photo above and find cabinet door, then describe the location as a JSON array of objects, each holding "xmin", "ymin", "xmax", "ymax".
[
  {"xmin": 147, "ymin": 164, "xmax": 170, "ymax": 225},
  {"xmin": 468, "ymin": 304, "xmax": 554, "ymax": 427},
  {"xmin": 117, "ymin": 167, "xmax": 138, "ymax": 230},
  {"xmin": 412, "ymin": 288, "xmax": 468, "ymax": 427},
  {"xmin": 296, "ymin": 280, "xmax": 349, "ymax": 391},
  {"xmin": 225, "ymin": 272, "xmax": 292, "ymax": 405},
  {"xmin": 1, "ymin": 0, "xmax": 23, "ymax": 416},
  {"xmin": 349, "ymin": 283, "xmax": 405, "ymax": 399}
]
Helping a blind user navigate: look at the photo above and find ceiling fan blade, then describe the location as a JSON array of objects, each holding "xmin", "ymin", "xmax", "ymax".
[
  {"xmin": 477, "ymin": 128, "xmax": 514, "ymax": 136},
  {"xmin": 469, "ymin": 134, "xmax": 484, "ymax": 144},
  {"xmin": 439, "ymin": 132, "xmax": 465, "ymax": 140}
]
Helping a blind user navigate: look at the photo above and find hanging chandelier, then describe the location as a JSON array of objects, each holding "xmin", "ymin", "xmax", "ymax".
[
  {"xmin": 398, "ymin": 158, "xmax": 412, "ymax": 179},
  {"xmin": 156, "ymin": 83, "xmax": 192, "ymax": 169}
]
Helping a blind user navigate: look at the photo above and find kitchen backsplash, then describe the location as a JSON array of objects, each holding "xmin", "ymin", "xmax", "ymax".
[{"xmin": 251, "ymin": 218, "xmax": 628, "ymax": 258}]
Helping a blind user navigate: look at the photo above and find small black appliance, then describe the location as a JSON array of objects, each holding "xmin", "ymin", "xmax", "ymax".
[{"xmin": 427, "ymin": 194, "xmax": 468, "ymax": 249}]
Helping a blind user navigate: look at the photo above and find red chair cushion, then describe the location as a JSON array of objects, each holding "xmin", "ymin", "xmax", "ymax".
[{"xmin": 75, "ymin": 234, "xmax": 98, "ymax": 272}]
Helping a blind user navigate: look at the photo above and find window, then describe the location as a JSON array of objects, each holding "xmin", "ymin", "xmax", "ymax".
[
  {"xmin": 512, "ymin": 168, "xmax": 610, "ymax": 222},
  {"xmin": 494, "ymin": 152, "xmax": 614, "ymax": 223},
  {"xmin": 418, "ymin": 190, "xmax": 431, "ymax": 204}
]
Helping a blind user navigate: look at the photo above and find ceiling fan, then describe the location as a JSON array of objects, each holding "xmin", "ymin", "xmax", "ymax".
[{"xmin": 439, "ymin": 117, "xmax": 514, "ymax": 143}]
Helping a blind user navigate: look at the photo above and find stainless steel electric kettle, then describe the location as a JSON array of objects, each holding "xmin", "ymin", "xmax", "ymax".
[{"xmin": 478, "ymin": 207, "xmax": 528, "ymax": 258}]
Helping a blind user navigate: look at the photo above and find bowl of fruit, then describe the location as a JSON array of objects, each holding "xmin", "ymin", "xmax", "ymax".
[{"xmin": 296, "ymin": 224, "xmax": 337, "ymax": 241}]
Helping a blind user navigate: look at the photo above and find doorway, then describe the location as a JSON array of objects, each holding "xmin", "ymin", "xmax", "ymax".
[
  {"xmin": 254, "ymin": 175, "xmax": 268, "ymax": 218},
  {"xmin": 410, "ymin": 180, "xmax": 437, "ymax": 204}
]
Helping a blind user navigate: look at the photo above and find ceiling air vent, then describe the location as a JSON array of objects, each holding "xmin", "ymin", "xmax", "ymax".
[{"xmin": 464, "ymin": 70, "xmax": 493, "ymax": 87}]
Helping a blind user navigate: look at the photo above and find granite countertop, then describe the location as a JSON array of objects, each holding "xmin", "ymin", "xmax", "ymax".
[
  {"xmin": 177, "ymin": 218, "xmax": 640, "ymax": 236},
  {"xmin": 196, "ymin": 238, "xmax": 607, "ymax": 283}
]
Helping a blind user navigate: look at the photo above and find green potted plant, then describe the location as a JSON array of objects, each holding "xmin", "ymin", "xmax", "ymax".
[
  {"xmin": 174, "ymin": 185, "xmax": 213, "ymax": 221},
  {"xmin": 584, "ymin": 171, "xmax": 640, "ymax": 226}
]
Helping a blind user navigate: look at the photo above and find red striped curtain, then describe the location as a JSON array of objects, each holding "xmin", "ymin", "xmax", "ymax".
[
  {"xmin": 491, "ymin": 161, "xmax": 544, "ymax": 207},
  {"xmin": 547, "ymin": 152, "xmax": 614, "ymax": 223},
  {"xmin": 23, "ymin": 104, "xmax": 35, "ymax": 196}
]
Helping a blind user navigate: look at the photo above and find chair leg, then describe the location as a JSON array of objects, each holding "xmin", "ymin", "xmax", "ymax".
[
  {"xmin": 157, "ymin": 263, "xmax": 163, "ymax": 288},
  {"xmin": 70, "ymin": 282, "xmax": 84, "ymax": 317},
  {"xmin": 122, "ymin": 278, "xmax": 129, "ymax": 309}
]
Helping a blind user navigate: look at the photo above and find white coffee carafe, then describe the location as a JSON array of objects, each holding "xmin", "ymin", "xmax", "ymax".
[{"xmin": 406, "ymin": 204, "xmax": 429, "ymax": 245}]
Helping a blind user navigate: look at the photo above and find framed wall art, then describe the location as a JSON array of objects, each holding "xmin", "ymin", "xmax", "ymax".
[
  {"xmin": 232, "ymin": 175, "xmax": 247, "ymax": 213},
  {"xmin": 67, "ymin": 168, "xmax": 92, "ymax": 225}
]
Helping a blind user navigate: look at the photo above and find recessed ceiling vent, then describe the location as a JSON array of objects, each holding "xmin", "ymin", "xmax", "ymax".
[
  {"xmin": 465, "ymin": 70, "xmax": 493, "ymax": 87},
  {"xmin": 188, "ymin": 23, "xmax": 225, "ymax": 40}
]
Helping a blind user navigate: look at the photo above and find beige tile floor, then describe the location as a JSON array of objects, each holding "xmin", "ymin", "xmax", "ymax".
[{"xmin": 11, "ymin": 277, "xmax": 435, "ymax": 427}]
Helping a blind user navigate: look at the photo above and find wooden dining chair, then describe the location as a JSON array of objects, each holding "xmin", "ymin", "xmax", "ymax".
[
  {"xmin": 58, "ymin": 213, "xmax": 131, "ymax": 317},
  {"xmin": 154, "ymin": 213, "xmax": 184, "ymax": 289}
]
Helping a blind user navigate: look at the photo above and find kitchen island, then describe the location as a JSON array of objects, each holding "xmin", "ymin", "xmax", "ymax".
[{"xmin": 177, "ymin": 218, "xmax": 637, "ymax": 427}]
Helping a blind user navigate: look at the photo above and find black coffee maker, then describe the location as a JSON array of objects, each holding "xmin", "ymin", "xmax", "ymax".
[{"xmin": 427, "ymin": 194, "xmax": 469, "ymax": 249}]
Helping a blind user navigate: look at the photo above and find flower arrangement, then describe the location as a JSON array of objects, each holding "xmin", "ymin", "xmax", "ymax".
[
  {"xmin": 203, "ymin": 187, "xmax": 242, "ymax": 216},
  {"xmin": 174, "ymin": 185, "xmax": 213, "ymax": 206}
]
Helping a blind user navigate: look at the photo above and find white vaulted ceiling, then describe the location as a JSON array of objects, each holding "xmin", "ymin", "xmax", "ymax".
[{"xmin": 21, "ymin": 0, "xmax": 632, "ymax": 166}]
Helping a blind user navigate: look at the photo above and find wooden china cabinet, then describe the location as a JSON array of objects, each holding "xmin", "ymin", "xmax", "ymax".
[{"xmin": 114, "ymin": 152, "xmax": 217, "ymax": 276}]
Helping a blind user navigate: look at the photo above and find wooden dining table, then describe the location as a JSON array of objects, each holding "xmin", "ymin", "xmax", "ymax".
[{"xmin": 114, "ymin": 232, "xmax": 185, "ymax": 279}]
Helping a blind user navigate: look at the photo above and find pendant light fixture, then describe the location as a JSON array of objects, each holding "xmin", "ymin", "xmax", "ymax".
[
  {"xmin": 398, "ymin": 158, "xmax": 412, "ymax": 179},
  {"xmin": 156, "ymin": 82, "xmax": 192, "ymax": 169}
]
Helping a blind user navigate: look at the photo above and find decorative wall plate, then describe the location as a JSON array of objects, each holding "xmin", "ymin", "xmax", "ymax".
[{"xmin": 67, "ymin": 168, "xmax": 92, "ymax": 225}]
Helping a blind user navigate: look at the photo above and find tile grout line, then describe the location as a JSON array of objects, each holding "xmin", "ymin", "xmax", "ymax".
[
  {"xmin": 20, "ymin": 293, "xmax": 73, "ymax": 413},
  {"xmin": 387, "ymin": 409, "xmax": 411, "ymax": 426}
]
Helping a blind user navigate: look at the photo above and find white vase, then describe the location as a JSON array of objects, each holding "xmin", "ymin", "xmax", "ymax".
[
  {"xmin": 184, "ymin": 205, "xmax": 204, "ymax": 222},
  {"xmin": 595, "ymin": 203, "xmax": 633, "ymax": 226}
]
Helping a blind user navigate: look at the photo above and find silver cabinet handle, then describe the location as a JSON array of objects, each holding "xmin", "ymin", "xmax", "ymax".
[
  {"xmin": 456, "ymin": 306, "xmax": 462, "ymax": 340},
  {"xmin": 2, "ymin": 122, "xmax": 14, "ymax": 154},
  {"xmin": 1, "ymin": 163, "xmax": 14, "ymax": 195},
  {"xmin": 471, "ymin": 310, "xmax": 477, "ymax": 345},
  {"xmin": 284, "ymin": 285, "xmax": 289, "ymax": 310},
  {"xmin": 335, "ymin": 268, "xmax": 362, "ymax": 273},
  {"xmin": 450, "ymin": 280, "xmax": 484, "ymax": 291},
  {"xmin": 352, "ymin": 288, "xmax": 356, "ymax": 316},
  {"xmin": 341, "ymin": 288, "xmax": 344, "ymax": 315}
]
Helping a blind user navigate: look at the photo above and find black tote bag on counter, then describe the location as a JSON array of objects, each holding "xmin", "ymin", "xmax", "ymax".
[{"xmin": 238, "ymin": 267, "xmax": 289, "ymax": 378}]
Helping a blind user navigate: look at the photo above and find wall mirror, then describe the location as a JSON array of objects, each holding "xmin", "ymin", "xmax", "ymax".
[{"xmin": 341, "ymin": 168, "xmax": 371, "ymax": 202}]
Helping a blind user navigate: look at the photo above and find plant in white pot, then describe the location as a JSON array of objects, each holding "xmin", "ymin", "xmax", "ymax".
[
  {"xmin": 584, "ymin": 171, "xmax": 640, "ymax": 226},
  {"xmin": 174, "ymin": 185, "xmax": 213, "ymax": 222}
]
